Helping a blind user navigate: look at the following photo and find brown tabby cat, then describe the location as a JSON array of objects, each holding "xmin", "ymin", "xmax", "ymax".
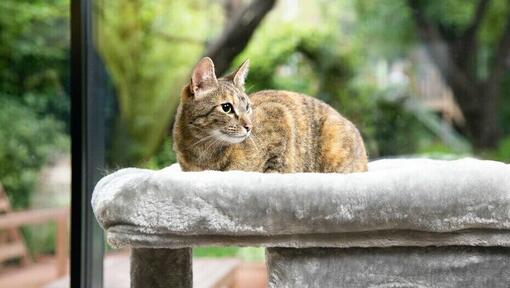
[{"xmin": 173, "ymin": 57, "xmax": 368, "ymax": 173}]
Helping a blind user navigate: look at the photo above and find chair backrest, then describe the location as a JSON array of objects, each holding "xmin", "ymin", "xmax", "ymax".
[{"xmin": 0, "ymin": 183, "xmax": 31, "ymax": 268}]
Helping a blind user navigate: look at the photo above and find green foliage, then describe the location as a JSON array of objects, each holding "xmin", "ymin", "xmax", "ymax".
[
  {"xmin": 353, "ymin": 0, "xmax": 510, "ymax": 158},
  {"xmin": 372, "ymin": 98, "xmax": 428, "ymax": 156},
  {"xmin": 145, "ymin": 137, "xmax": 176, "ymax": 169},
  {"xmin": 23, "ymin": 223, "xmax": 58, "ymax": 256},
  {"xmin": 495, "ymin": 137, "xmax": 510, "ymax": 162},
  {"xmin": 237, "ymin": 15, "xmax": 432, "ymax": 158},
  {"xmin": 236, "ymin": 247, "xmax": 265, "ymax": 261},
  {"xmin": 352, "ymin": 0, "xmax": 415, "ymax": 60},
  {"xmin": 480, "ymin": 0, "xmax": 510, "ymax": 46},
  {"xmin": 483, "ymin": 136, "xmax": 510, "ymax": 162},
  {"xmin": 417, "ymin": 142, "xmax": 471, "ymax": 160},
  {"xmin": 193, "ymin": 247, "xmax": 265, "ymax": 261},
  {"xmin": 193, "ymin": 247, "xmax": 239, "ymax": 258},
  {"xmin": 237, "ymin": 23, "xmax": 319, "ymax": 92},
  {"xmin": 96, "ymin": 0, "xmax": 221, "ymax": 166},
  {"xmin": 0, "ymin": 97, "xmax": 68, "ymax": 209},
  {"xmin": 422, "ymin": 0, "xmax": 477, "ymax": 33},
  {"xmin": 0, "ymin": 0, "xmax": 70, "ymax": 124},
  {"xmin": 353, "ymin": 0, "xmax": 510, "ymax": 82},
  {"xmin": 500, "ymin": 75, "xmax": 510, "ymax": 136},
  {"xmin": 422, "ymin": 0, "xmax": 509, "ymax": 82}
]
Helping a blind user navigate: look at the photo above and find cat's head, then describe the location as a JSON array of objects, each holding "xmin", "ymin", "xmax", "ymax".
[{"xmin": 178, "ymin": 57, "xmax": 253, "ymax": 145}]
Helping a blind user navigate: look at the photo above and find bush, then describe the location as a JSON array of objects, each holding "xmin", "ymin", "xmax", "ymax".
[
  {"xmin": 0, "ymin": 96, "xmax": 68, "ymax": 209},
  {"xmin": 371, "ymin": 98, "xmax": 429, "ymax": 157},
  {"xmin": 145, "ymin": 137, "xmax": 177, "ymax": 169},
  {"xmin": 483, "ymin": 136, "xmax": 510, "ymax": 163}
]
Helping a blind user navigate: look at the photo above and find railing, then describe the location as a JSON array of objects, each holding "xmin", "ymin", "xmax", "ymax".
[
  {"xmin": 92, "ymin": 158, "xmax": 510, "ymax": 287},
  {"xmin": 0, "ymin": 208, "xmax": 69, "ymax": 276}
]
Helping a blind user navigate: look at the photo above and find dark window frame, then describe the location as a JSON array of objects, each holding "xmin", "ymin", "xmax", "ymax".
[{"xmin": 70, "ymin": 0, "xmax": 108, "ymax": 287}]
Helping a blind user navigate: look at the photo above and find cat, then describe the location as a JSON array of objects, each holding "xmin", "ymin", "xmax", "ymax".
[{"xmin": 173, "ymin": 57, "xmax": 368, "ymax": 173}]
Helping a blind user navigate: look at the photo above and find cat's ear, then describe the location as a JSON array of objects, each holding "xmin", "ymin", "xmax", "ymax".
[
  {"xmin": 226, "ymin": 59, "xmax": 249, "ymax": 88},
  {"xmin": 190, "ymin": 57, "xmax": 218, "ymax": 96}
]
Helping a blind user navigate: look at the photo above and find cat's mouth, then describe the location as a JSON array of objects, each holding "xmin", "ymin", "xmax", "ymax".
[{"xmin": 212, "ymin": 130, "xmax": 250, "ymax": 144}]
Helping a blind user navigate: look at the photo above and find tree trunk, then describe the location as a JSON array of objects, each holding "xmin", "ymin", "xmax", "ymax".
[
  {"xmin": 406, "ymin": 0, "xmax": 509, "ymax": 149},
  {"xmin": 223, "ymin": 0, "xmax": 243, "ymax": 20},
  {"xmin": 450, "ymin": 82, "xmax": 501, "ymax": 149},
  {"xmin": 204, "ymin": 0, "xmax": 276, "ymax": 75}
]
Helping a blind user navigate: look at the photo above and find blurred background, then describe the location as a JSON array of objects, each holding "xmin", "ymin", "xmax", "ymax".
[{"xmin": 1, "ymin": 0, "xmax": 509, "ymax": 287}]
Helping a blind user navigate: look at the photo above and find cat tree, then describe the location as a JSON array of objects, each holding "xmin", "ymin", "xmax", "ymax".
[{"xmin": 92, "ymin": 158, "xmax": 510, "ymax": 287}]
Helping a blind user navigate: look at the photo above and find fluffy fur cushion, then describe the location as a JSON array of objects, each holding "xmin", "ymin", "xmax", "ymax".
[{"xmin": 92, "ymin": 158, "xmax": 510, "ymax": 248}]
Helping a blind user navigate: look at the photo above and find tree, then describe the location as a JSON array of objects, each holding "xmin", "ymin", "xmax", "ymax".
[
  {"xmin": 205, "ymin": 0, "xmax": 276, "ymax": 75},
  {"xmin": 406, "ymin": 0, "xmax": 510, "ymax": 149}
]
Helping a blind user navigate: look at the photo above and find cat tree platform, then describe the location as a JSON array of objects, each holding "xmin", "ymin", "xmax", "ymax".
[{"xmin": 92, "ymin": 158, "xmax": 510, "ymax": 287}]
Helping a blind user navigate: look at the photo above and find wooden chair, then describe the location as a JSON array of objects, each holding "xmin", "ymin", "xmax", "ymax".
[{"xmin": 0, "ymin": 182, "xmax": 69, "ymax": 288}]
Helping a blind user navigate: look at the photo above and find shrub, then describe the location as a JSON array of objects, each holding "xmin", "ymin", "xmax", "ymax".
[{"xmin": 0, "ymin": 96, "xmax": 68, "ymax": 209}]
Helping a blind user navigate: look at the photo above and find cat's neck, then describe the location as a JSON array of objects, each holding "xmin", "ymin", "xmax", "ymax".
[{"xmin": 177, "ymin": 134, "xmax": 231, "ymax": 171}]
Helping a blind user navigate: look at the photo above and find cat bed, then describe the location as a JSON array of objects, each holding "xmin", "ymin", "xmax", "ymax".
[{"xmin": 92, "ymin": 158, "xmax": 510, "ymax": 249}]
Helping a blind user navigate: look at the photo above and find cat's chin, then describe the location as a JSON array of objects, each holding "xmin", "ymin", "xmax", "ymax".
[{"xmin": 211, "ymin": 130, "xmax": 249, "ymax": 144}]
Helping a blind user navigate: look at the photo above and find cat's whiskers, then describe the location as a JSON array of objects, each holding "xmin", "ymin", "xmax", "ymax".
[
  {"xmin": 189, "ymin": 134, "xmax": 215, "ymax": 149},
  {"xmin": 248, "ymin": 134, "xmax": 260, "ymax": 153},
  {"xmin": 205, "ymin": 137, "xmax": 222, "ymax": 152}
]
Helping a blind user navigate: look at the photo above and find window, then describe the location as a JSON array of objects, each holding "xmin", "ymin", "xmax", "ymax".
[{"xmin": 1, "ymin": 0, "xmax": 508, "ymax": 287}]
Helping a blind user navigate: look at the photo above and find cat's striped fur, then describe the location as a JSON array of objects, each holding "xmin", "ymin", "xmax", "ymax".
[{"xmin": 173, "ymin": 57, "xmax": 367, "ymax": 173}]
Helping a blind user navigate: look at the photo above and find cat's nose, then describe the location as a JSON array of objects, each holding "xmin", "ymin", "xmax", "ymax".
[{"xmin": 244, "ymin": 124, "xmax": 252, "ymax": 133}]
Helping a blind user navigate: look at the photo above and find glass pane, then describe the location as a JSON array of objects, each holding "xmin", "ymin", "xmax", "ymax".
[
  {"xmin": 93, "ymin": 0, "xmax": 510, "ymax": 287},
  {"xmin": 2, "ymin": 0, "xmax": 500, "ymax": 287}
]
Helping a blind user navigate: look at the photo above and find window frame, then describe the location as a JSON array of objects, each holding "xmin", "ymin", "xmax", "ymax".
[{"xmin": 70, "ymin": 0, "xmax": 107, "ymax": 287}]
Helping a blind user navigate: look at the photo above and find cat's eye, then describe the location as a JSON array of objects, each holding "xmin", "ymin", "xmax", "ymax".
[{"xmin": 221, "ymin": 103, "xmax": 233, "ymax": 113}]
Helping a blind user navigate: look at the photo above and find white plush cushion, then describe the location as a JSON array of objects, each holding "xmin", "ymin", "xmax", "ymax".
[{"xmin": 92, "ymin": 158, "xmax": 510, "ymax": 248}]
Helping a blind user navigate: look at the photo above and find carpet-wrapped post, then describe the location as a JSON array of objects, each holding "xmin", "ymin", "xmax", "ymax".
[
  {"xmin": 266, "ymin": 247, "xmax": 510, "ymax": 288},
  {"xmin": 130, "ymin": 248, "xmax": 192, "ymax": 288}
]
